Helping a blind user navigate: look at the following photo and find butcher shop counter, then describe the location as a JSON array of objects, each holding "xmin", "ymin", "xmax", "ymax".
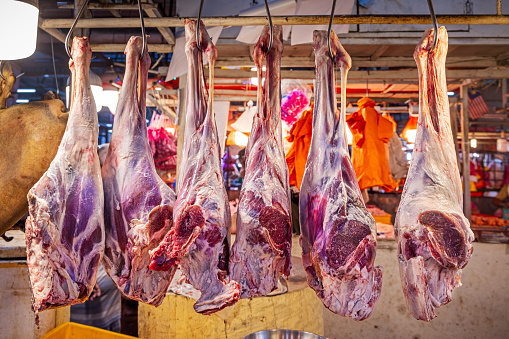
[
  {"xmin": 0, "ymin": 230, "xmax": 70, "ymax": 339},
  {"xmin": 324, "ymin": 238, "xmax": 509, "ymax": 339},
  {"xmin": 139, "ymin": 236, "xmax": 509, "ymax": 339},
  {"xmin": 138, "ymin": 235, "xmax": 324, "ymax": 339}
]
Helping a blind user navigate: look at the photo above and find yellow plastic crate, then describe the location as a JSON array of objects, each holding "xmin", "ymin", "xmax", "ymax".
[
  {"xmin": 41, "ymin": 322, "xmax": 136, "ymax": 339},
  {"xmin": 373, "ymin": 214, "xmax": 392, "ymax": 224}
]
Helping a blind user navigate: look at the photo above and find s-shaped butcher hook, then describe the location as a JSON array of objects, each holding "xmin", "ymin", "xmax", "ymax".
[
  {"xmin": 327, "ymin": 0, "xmax": 337, "ymax": 61},
  {"xmin": 427, "ymin": 0, "xmax": 438, "ymax": 51},
  {"xmin": 196, "ymin": 0, "xmax": 205, "ymax": 51},
  {"xmin": 65, "ymin": 0, "xmax": 91, "ymax": 59},
  {"xmin": 138, "ymin": 0, "xmax": 147, "ymax": 59},
  {"xmin": 263, "ymin": 0, "xmax": 274, "ymax": 53}
]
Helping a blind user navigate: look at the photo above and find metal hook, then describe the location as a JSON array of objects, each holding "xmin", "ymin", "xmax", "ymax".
[
  {"xmin": 196, "ymin": 0, "xmax": 205, "ymax": 51},
  {"xmin": 263, "ymin": 0, "xmax": 273, "ymax": 53},
  {"xmin": 327, "ymin": 0, "xmax": 337, "ymax": 61},
  {"xmin": 65, "ymin": 0, "xmax": 91, "ymax": 59},
  {"xmin": 427, "ymin": 0, "xmax": 438, "ymax": 51},
  {"xmin": 138, "ymin": 0, "xmax": 146, "ymax": 59}
]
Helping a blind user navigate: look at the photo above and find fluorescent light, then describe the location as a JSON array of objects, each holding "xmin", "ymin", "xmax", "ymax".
[
  {"xmin": 470, "ymin": 138, "xmax": 477, "ymax": 148},
  {"xmin": 447, "ymin": 91, "xmax": 455, "ymax": 96},
  {"xmin": 16, "ymin": 99, "xmax": 29, "ymax": 103},
  {"xmin": 0, "ymin": 1, "xmax": 39, "ymax": 60},
  {"xmin": 250, "ymin": 77, "xmax": 258, "ymax": 86},
  {"xmin": 17, "ymin": 88, "xmax": 36, "ymax": 93},
  {"xmin": 250, "ymin": 67, "xmax": 257, "ymax": 71}
]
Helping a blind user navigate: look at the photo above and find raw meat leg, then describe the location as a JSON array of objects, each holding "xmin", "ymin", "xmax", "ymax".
[
  {"xmin": 25, "ymin": 37, "xmax": 104, "ymax": 317},
  {"xmin": 101, "ymin": 36, "xmax": 176, "ymax": 305},
  {"xmin": 299, "ymin": 30, "xmax": 382, "ymax": 321},
  {"xmin": 229, "ymin": 25, "xmax": 292, "ymax": 298},
  {"xmin": 150, "ymin": 20, "xmax": 240, "ymax": 314},
  {"xmin": 395, "ymin": 27, "xmax": 474, "ymax": 322}
]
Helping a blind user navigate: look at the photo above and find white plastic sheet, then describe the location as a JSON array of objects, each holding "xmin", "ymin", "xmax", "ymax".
[
  {"xmin": 291, "ymin": 0, "xmax": 355, "ymax": 45},
  {"xmin": 214, "ymin": 101, "xmax": 230, "ymax": 156}
]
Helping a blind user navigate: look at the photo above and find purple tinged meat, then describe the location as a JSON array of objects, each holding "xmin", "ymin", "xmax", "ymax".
[
  {"xmin": 395, "ymin": 27, "xmax": 474, "ymax": 321},
  {"xmin": 229, "ymin": 25, "xmax": 292, "ymax": 298},
  {"xmin": 25, "ymin": 37, "xmax": 104, "ymax": 318},
  {"xmin": 101, "ymin": 36, "xmax": 176, "ymax": 305},
  {"xmin": 299, "ymin": 30, "xmax": 382, "ymax": 321},
  {"xmin": 150, "ymin": 19, "xmax": 240, "ymax": 314}
]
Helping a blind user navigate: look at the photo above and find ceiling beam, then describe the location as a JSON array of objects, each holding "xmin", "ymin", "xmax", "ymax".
[
  {"xmin": 38, "ymin": 17, "xmax": 66, "ymax": 43},
  {"xmin": 144, "ymin": 0, "xmax": 175, "ymax": 44},
  {"xmin": 214, "ymin": 67, "xmax": 509, "ymax": 80},
  {"xmin": 57, "ymin": 3, "xmax": 158, "ymax": 10},
  {"xmin": 90, "ymin": 44, "xmax": 173, "ymax": 53},
  {"xmin": 214, "ymin": 56, "xmax": 499, "ymax": 68},
  {"xmin": 40, "ymin": 15, "xmax": 509, "ymax": 30},
  {"xmin": 370, "ymin": 45, "xmax": 389, "ymax": 61},
  {"xmin": 382, "ymin": 84, "xmax": 397, "ymax": 94},
  {"xmin": 98, "ymin": 0, "xmax": 121, "ymax": 18}
]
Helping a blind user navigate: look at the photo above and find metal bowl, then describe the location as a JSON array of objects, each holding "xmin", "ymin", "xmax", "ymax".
[{"xmin": 243, "ymin": 329, "xmax": 325, "ymax": 339}]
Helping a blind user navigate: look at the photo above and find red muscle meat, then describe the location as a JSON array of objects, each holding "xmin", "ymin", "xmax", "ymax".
[
  {"xmin": 25, "ymin": 37, "xmax": 104, "ymax": 319},
  {"xmin": 101, "ymin": 37, "xmax": 176, "ymax": 305},
  {"xmin": 299, "ymin": 30, "xmax": 382, "ymax": 321},
  {"xmin": 395, "ymin": 27, "xmax": 474, "ymax": 321},
  {"xmin": 150, "ymin": 20, "xmax": 240, "ymax": 314},
  {"xmin": 229, "ymin": 25, "xmax": 293, "ymax": 298}
]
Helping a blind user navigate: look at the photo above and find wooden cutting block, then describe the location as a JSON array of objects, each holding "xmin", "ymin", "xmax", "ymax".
[{"xmin": 138, "ymin": 257, "xmax": 324, "ymax": 339}]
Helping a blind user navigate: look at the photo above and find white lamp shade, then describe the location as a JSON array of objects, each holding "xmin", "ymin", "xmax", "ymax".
[
  {"xmin": 0, "ymin": 0, "xmax": 39, "ymax": 60},
  {"xmin": 101, "ymin": 90, "xmax": 119, "ymax": 114}
]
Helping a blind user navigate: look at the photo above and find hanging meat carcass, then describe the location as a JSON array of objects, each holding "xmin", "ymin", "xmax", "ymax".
[
  {"xmin": 150, "ymin": 20, "xmax": 240, "ymax": 314},
  {"xmin": 0, "ymin": 61, "xmax": 68, "ymax": 236},
  {"xmin": 395, "ymin": 27, "xmax": 474, "ymax": 321},
  {"xmin": 101, "ymin": 37, "xmax": 176, "ymax": 305},
  {"xmin": 229, "ymin": 25, "xmax": 292, "ymax": 298},
  {"xmin": 25, "ymin": 37, "xmax": 104, "ymax": 318},
  {"xmin": 299, "ymin": 30, "xmax": 382, "ymax": 321}
]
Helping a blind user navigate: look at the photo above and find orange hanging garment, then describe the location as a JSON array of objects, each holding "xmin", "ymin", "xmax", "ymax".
[
  {"xmin": 347, "ymin": 97, "xmax": 397, "ymax": 192},
  {"xmin": 285, "ymin": 107, "xmax": 313, "ymax": 189}
]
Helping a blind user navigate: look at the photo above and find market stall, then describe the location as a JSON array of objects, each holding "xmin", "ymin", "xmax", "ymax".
[{"xmin": 1, "ymin": 0, "xmax": 509, "ymax": 338}]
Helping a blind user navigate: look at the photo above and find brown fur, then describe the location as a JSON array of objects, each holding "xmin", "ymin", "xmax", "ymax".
[{"xmin": 0, "ymin": 62, "xmax": 68, "ymax": 235}]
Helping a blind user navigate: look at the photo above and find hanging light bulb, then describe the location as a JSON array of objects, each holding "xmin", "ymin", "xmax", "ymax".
[
  {"xmin": 400, "ymin": 116, "xmax": 418, "ymax": 143},
  {"xmin": 66, "ymin": 70, "xmax": 104, "ymax": 112},
  {"xmin": 0, "ymin": 1, "xmax": 39, "ymax": 60},
  {"xmin": 470, "ymin": 138, "xmax": 477, "ymax": 148},
  {"xmin": 226, "ymin": 131, "xmax": 249, "ymax": 147}
]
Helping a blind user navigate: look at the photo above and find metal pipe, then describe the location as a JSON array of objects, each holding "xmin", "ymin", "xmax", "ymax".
[
  {"xmin": 41, "ymin": 15, "xmax": 509, "ymax": 29},
  {"xmin": 461, "ymin": 85, "xmax": 471, "ymax": 222}
]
